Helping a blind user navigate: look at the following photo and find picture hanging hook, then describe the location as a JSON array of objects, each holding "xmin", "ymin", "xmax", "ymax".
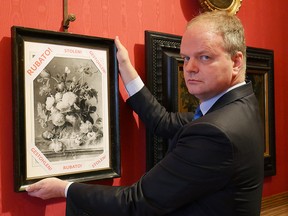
[{"xmin": 63, "ymin": 0, "xmax": 76, "ymax": 32}]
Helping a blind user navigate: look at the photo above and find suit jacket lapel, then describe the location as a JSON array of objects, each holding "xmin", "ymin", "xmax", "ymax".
[{"xmin": 207, "ymin": 80, "xmax": 254, "ymax": 114}]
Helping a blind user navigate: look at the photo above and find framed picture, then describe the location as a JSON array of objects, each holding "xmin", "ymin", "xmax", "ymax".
[
  {"xmin": 145, "ymin": 30, "xmax": 275, "ymax": 176},
  {"xmin": 12, "ymin": 26, "xmax": 120, "ymax": 192},
  {"xmin": 245, "ymin": 47, "xmax": 275, "ymax": 176}
]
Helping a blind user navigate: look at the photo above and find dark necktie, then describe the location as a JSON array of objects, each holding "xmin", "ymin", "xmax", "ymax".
[{"xmin": 193, "ymin": 105, "xmax": 203, "ymax": 120}]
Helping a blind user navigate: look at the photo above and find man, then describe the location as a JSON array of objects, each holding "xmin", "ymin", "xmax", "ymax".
[{"xmin": 27, "ymin": 11, "xmax": 264, "ymax": 215}]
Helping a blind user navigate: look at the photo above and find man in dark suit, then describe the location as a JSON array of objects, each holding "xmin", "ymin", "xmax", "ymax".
[{"xmin": 27, "ymin": 11, "xmax": 264, "ymax": 215}]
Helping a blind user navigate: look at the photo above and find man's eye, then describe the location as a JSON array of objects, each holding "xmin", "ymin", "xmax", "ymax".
[
  {"xmin": 183, "ymin": 56, "xmax": 190, "ymax": 62},
  {"xmin": 200, "ymin": 55, "xmax": 210, "ymax": 61}
]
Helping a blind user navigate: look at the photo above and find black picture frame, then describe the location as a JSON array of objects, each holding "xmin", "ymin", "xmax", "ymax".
[
  {"xmin": 12, "ymin": 26, "xmax": 120, "ymax": 192},
  {"xmin": 145, "ymin": 30, "xmax": 275, "ymax": 176},
  {"xmin": 245, "ymin": 47, "xmax": 276, "ymax": 176}
]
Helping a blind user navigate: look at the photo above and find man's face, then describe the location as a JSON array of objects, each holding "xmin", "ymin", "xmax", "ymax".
[{"xmin": 180, "ymin": 23, "xmax": 242, "ymax": 102}]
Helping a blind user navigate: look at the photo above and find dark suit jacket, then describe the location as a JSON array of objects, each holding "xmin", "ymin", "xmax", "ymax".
[{"xmin": 66, "ymin": 81, "xmax": 264, "ymax": 216}]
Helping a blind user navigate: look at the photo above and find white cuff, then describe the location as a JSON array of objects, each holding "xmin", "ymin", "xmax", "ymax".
[
  {"xmin": 125, "ymin": 76, "xmax": 144, "ymax": 97},
  {"xmin": 65, "ymin": 182, "xmax": 74, "ymax": 197}
]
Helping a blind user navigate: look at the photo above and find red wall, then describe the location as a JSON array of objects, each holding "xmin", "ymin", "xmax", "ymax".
[{"xmin": 0, "ymin": 0, "xmax": 287, "ymax": 215}]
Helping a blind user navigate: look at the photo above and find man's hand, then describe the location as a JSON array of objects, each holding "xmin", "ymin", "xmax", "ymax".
[
  {"xmin": 26, "ymin": 177, "xmax": 69, "ymax": 200},
  {"xmin": 115, "ymin": 36, "xmax": 139, "ymax": 85}
]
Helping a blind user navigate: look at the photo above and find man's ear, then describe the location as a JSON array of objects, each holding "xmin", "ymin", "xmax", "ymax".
[{"xmin": 232, "ymin": 51, "xmax": 244, "ymax": 75}]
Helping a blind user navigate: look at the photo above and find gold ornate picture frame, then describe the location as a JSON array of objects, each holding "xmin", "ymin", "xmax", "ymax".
[{"xmin": 199, "ymin": 0, "xmax": 242, "ymax": 14}]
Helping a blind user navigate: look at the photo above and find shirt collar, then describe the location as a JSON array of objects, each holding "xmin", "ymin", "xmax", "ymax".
[{"xmin": 199, "ymin": 81, "xmax": 246, "ymax": 115}]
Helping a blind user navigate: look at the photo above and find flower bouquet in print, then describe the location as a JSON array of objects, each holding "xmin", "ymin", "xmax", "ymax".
[{"xmin": 34, "ymin": 57, "xmax": 104, "ymax": 161}]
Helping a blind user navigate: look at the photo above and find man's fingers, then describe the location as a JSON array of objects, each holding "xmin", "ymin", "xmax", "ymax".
[
  {"xmin": 26, "ymin": 180, "xmax": 43, "ymax": 192},
  {"xmin": 26, "ymin": 184, "xmax": 37, "ymax": 192},
  {"xmin": 115, "ymin": 36, "xmax": 121, "ymax": 49}
]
